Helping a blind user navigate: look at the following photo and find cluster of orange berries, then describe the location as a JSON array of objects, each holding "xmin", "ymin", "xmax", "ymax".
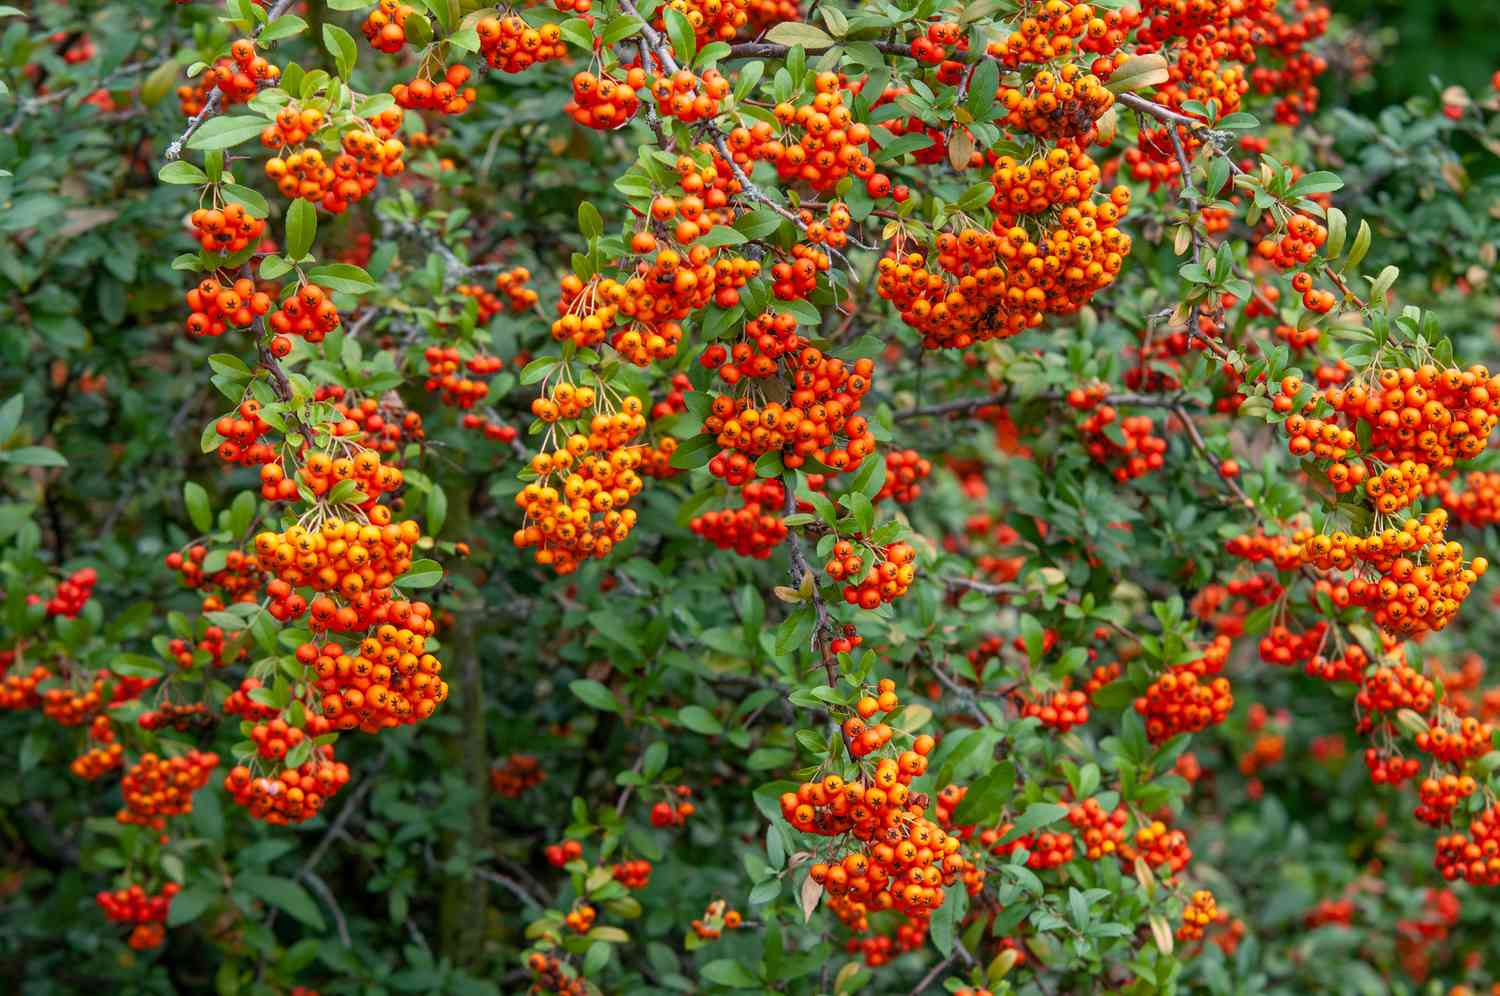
[
  {"xmin": 224, "ymin": 677, "xmax": 282, "ymax": 722},
  {"xmin": 296, "ymin": 448, "xmax": 405, "ymax": 505},
  {"xmin": 424, "ymin": 347, "xmax": 495, "ymax": 408},
  {"xmin": 46, "ymin": 567, "xmax": 98, "ymax": 619},
  {"xmin": 1415, "ymin": 715, "xmax": 1492, "ymax": 767},
  {"xmin": 361, "ymin": 1, "xmax": 418, "ymax": 53},
  {"xmin": 138, "ymin": 700, "xmax": 214, "ymax": 732},
  {"xmin": 792, "ymin": 747, "xmax": 982, "ymax": 922},
  {"xmin": 1135, "ymin": 635, "xmax": 1234, "ymax": 743},
  {"xmin": 72, "ymin": 743, "xmax": 124, "ymax": 780},
  {"xmin": 656, "ymin": 0, "xmax": 750, "ymax": 43},
  {"xmin": 998, "ymin": 64, "xmax": 1116, "ymax": 142},
  {"xmin": 1120, "ymin": 818, "xmax": 1193, "ymax": 875},
  {"xmin": 727, "ymin": 74, "xmax": 890, "ymax": 198},
  {"xmin": 267, "ymin": 281, "xmax": 341, "ymax": 344},
  {"xmin": 566, "ymin": 70, "xmax": 640, "ymax": 130},
  {"xmin": 190, "ymin": 201, "xmax": 266, "ymax": 256},
  {"xmin": 329, "ymin": 393, "xmax": 425, "ymax": 457},
  {"xmin": 611, "ymin": 859, "xmax": 652, "ymax": 889},
  {"xmin": 690, "ymin": 479, "xmax": 787, "ymax": 559},
  {"xmin": 491, "ymin": 753, "xmax": 545, "ymax": 797},
  {"xmin": 1068, "ymin": 798, "xmax": 1130, "ymax": 860},
  {"xmin": 648, "ymin": 68, "xmax": 728, "ymax": 124},
  {"xmin": 1022, "ymin": 688, "xmax": 1093, "ymax": 732},
  {"xmin": 689, "ymin": 900, "xmax": 743, "ymax": 939},
  {"xmin": 544, "ymin": 839, "xmax": 583, "ymax": 867},
  {"xmin": 704, "ymin": 352, "xmax": 876, "ymax": 484},
  {"xmin": 1417, "ymin": 772, "xmax": 1479, "ymax": 827},
  {"xmin": 263, "ymin": 112, "xmax": 406, "ymax": 215},
  {"xmin": 988, "ymin": 0, "xmax": 1100, "ymax": 65},
  {"xmin": 459, "ymin": 267, "xmax": 539, "ymax": 322},
  {"xmin": 826, "ymin": 541, "xmax": 917, "ymax": 609},
  {"xmin": 478, "ymin": 15, "xmax": 567, "ymax": 74},
  {"xmin": 645, "ymin": 786, "xmax": 696, "ymax": 828},
  {"xmin": 910, "ymin": 19, "xmax": 964, "ymax": 63},
  {"xmin": 769, "ymin": 243, "xmax": 830, "ymax": 301},
  {"xmin": 515, "ymin": 393, "xmax": 647, "ymax": 574},
  {"xmin": 564, "ymin": 904, "xmax": 596, "ymax": 933},
  {"xmin": 0, "ymin": 665, "xmax": 50, "ymax": 710},
  {"xmin": 392, "ymin": 63, "xmax": 477, "ymax": 115},
  {"xmin": 836, "ymin": 682, "xmax": 907, "ymax": 759},
  {"xmin": 1435, "ymin": 471, "xmax": 1500, "ymax": 528},
  {"xmin": 1258, "ymin": 621, "xmax": 1327, "ymax": 667},
  {"xmin": 225, "ymin": 746, "xmax": 351, "ymax": 825},
  {"xmin": 211, "ymin": 399, "xmax": 278, "ymax": 468},
  {"xmin": 97, "ymin": 882, "xmax": 180, "ymax": 950},
  {"xmin": 249, "ymin": 714, "xmax": 330, "ymax": 761},
  {"xmin": 1079, "ymin": 405, "xmax": 1167, "ymax": 483},
  {"xmin": 1178, "ymin": 890, "xmax": 1218, "ymax": 942},
  {"xmin": 700, "ymin": 311, "xmax": 803, "ymax": 384},
  {"xmin": 1434, "ymin": 805, "xmax": 1500, "ymax": 885},
  {"xmin": 873, "ymin": 449, "xmax": 932, "ymax": 504},
  {"xmin": 254, "ymin": 515, "xmax": 423, "ymax": 626},
  {"xmin": 877, "ymin": 199, "xmax": 1130, "ymax": 351},
  {"xmin": 1255, "ymin": 213, "xmax": 1327, "ymax": 269},
  {"xmin": 117, "ymin": 750, "xmax": 219, "ymax": 829},
  {"xmin": 989, "ymin": 145, "xmax": 1102, "ymax": 224},
  {"xmin": 302, "ymin": 628, "xmax": 448, "ymax": 731},
  {"xmin": 524, "ymin": 952, "xmax": 587, "ymax": 996},
  {"xmin": 178, "ymin": 40, "xmax": 278, "ymax": 115},
  {"xmin": 184, "ymin": 275, "xmax": 272, "ymax": 338}
]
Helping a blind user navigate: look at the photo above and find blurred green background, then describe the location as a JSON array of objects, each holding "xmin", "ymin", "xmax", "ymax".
[{"xmin": 1337, "ymin": 0, "xmax": 1495, "ymax": 110}]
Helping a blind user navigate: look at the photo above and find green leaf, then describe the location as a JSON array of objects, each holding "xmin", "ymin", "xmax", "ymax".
[
  {"xmin": 570, "ymin": 679, "xmax": 619, "ymax": 712},
  {"xmin": 236, "ymin": 873, "xmax": 325, "ymax": 930},
  {"xmin": 159, "ymin": 161, "xmax": 209, "ymax": 185},
  {"xmin": 700, "ymin": 960, "xmax": 760, "ymax": 988},
  {"xmin": 426, "ymin": 485, "xmax": 447, "ymax": 536},
  {"xmin": 395, "ymin": 558, "xmax": 443, "ymax": 588},
  {"xmin": 0, "ymin": 395, "xmax": 20, "ymax": 442},
  {"xmin": 1, "ymin": 446, "xmax": 65, "ymax": 467},
  {"xmin": 762, "ymin": 21, "xmax": 834, "ymax": 50},
  {"xmin": 221, "ymin": 183, "xmax": 269, "ymax": 218},
  {"xmin": 183, "ymin": 482, "xmax": 212, "ymax": 532},
  {"xmin": 286, "ymin": 198, "xmax": 317, "ymax": 261},
  {"xmin": 260, "ymin": 14, "xmax": 308, "ymax": 43},
  {"xmin": 322, "ymin": 23, "xmax": 358, "ymax": 79},
  {"xmin": 662, "ymin": 6, "xmax": 697, "ymax": 65},
  {"xmin": 187, "ymin": 115, "xmax": 270, "ymax": 151},
  {"xmin": 578, "ymin": 201, "xmax": 604, "ymax": 240},
  {"xmin": 112, "ymin": 654, "xmax": 166, "ymax": 678},
  {"xmin": 677, "ymin": 705, "xmax": 723, "ymax": 735},
  {"xmin": 306, "ymin": 263, "xmax": 376, "ymax": 294},
  {"xmin": 167, "ymin": 884, "xmax": 219, "ymax": 927}
]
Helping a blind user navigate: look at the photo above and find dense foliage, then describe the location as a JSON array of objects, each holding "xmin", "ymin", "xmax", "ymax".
[{"xmin": 3, "ymin": 1, "xmax": 1500, "ymax": 994}]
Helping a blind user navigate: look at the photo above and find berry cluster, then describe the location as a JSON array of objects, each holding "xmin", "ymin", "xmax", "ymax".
[
  {"xmin": 267, "ymin": 281, "xmax": 341, "ymax": 344},
  {"xmin": 46, "ymin": 567, "xmax": 97, "ymax": 618},
  {"xmin": 873, "ymin": 449, "xmax": 932, "ymax": 504},
  {"xmin": 190, "ymin": 201, "xmax": 267, "ymax": 256},
  {"xmin": 515, "ymin": 392, "xmax": 646, "ymax": 574},
  {"xmin": 491, "ymin": 753, "xmax": 545, "ymax": 797},
  {"xmin": 1178, "ymin": 890, "xmax": 1218, "ymax": 942},
  {"xmin": 224, "ymin": 746, "xmax": 351, "ymax": 825},
  {"xmin": 392, "ymin": 64, "xmax": 477, "ymax": 115},
  {"xmin": 727, "ymin": 74, "xmax": 891, "ymax": 197},
  {"xmin": 361, "ymin": 1, "xmax": 418, "ymax": 53},
  {"xmin": 254, "ymin": 515, "xmax": 424, "ymax": 627},
  {"xmin": 703, "ymin": 351, "xmax": 875, "ymax": 485},
  {"xmin": 566, "ymin": 71, "xmax": 640, "ymax": 130},
  {"xmin": 178, "ymin": 40, "xmax": 278, "ymax": 116},
  {"xmin": 97, "ymin": 882, "xmax": 180, "ymax": 950},
  {"xmin": 478, "ymin": 16, "xmax": 567, "ymax": 74},
  {"xmin": 648, "ymin": 68, "xmax": 729, "ymax": 124},
  {"xmin": 304, "ymin": 628, "xmax": 448, "ymax": 731},
  {"xmin": 185, "ymin": 275, "xmax": 273, "ymax": 338},
  {"xmin": 1134, "ymin": 635, "xmax": 1234, "ymax": 743},
  {"xmin": 117, "ymin": 750, "xmax": 220, "ymax": 828},
  {"xmin": 690, "ymin": 479, "xmax": 788, "ymax": 559}
]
